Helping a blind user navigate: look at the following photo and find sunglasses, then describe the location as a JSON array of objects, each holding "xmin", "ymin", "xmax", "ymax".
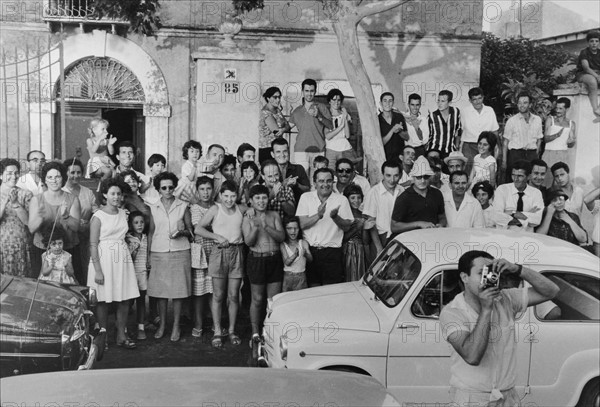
[
  {"xmin": 414, "ymin": 175, "xmax": 431, "ymax": 180},
  {"xmin": 337, "ymin": 168, "xmax": 352, "ymax": 174},
  {"xmin": 160, "ymin": 185, "xmax": 175, "ymax": 191}
]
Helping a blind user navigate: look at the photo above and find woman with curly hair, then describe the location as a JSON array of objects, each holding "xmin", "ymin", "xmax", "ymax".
[
  {"xmin": 0, "ymin": 158, "xmax": 33, "ymax": 277},
  {"xmin": 147, "ymin": 172, "xmax": 193, "ymax": 342},
  {"xmin": 28, "ymin": 161, "xmax": 81, "ymax": 278}
]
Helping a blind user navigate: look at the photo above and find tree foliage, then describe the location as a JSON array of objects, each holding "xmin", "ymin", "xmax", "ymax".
[
  {"xmin": 480, "ymin": 32, "xmax": 574, "ymax": 117},
  {"xmin": 93, "ymin": 0, "xmax": 162, "ymax": 36}
]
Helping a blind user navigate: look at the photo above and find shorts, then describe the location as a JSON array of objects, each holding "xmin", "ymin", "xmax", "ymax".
[
  {"xmin": 246, "ymin": 251, "xmax": 283, "ymax": 285},
  {"xmin": 282, "ymin": 271, "xmax": 307, "ymax": 292},
  {"xmin": 208, "ymin": 244, "xmax": 244, "ymax": 279},
  {"xmin": 192, "ymin": 268, "xmax": 213, "ymax": 296},
  {"xmin": 135, "ymin": 270, "xmax": 148, "ymax": 291}
]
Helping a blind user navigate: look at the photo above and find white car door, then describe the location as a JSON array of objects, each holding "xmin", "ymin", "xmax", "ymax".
[
  {"xmin": 524, "ymin": 270, "xmax": 600, "ymax": 407},
  {"xmin": 386, "ymin": 268, "xmax": 460, "ymax": 405}
]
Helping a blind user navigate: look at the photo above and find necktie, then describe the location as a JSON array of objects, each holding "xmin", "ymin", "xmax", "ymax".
[{"xmin": 516, "ymin": 192, "xmax": 524, "ymax": 212}]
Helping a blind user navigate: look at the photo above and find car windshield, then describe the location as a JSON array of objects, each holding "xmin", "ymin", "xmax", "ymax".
[{"xmin": 364, "ymin": 240, "xmax": 421, "ymax": 307}]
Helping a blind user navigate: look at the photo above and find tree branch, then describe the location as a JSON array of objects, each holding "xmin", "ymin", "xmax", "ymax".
[{"xmin": 355, "ymin": 0, "xmax": 412, "ymax": 20}]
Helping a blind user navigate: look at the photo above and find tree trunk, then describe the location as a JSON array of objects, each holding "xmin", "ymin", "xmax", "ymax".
[{"xmin": 332, "ymin": 16, "xmax": 385, "ymax": 184}]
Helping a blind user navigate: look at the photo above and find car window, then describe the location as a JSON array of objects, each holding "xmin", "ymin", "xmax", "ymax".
[
  {"xmin": 535, "ymin": 272, "xmax": 600, "ymax": 321},
  {"xmin": 411, "ymin": 270, "xmax": 462, "ymax": 319},
  {"xmin": 364, "ymin": 240, "xmax": 422, "ymax": 307}
]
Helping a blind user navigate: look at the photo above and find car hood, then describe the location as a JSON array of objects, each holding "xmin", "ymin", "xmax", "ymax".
[
  {"xmin": 270, "ymin": 282, "xmax": 380, "ymax": 332},
  {"xmin": 0, "ymin": 275, "xmax": 85, "ymax": 334}
]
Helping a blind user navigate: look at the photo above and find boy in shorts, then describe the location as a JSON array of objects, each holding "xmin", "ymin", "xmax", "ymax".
[
  {"xmin": 242, "ymin": 184, "xmax": 285, "ymax": 346},
  {"xmin": 577, "ymin": 30, "xmax": 600, "ymax": 121}
]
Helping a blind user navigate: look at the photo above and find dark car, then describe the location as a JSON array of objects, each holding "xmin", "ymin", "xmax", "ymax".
[{"xmin": 0, "ymin": 274, "xmax": 105, "ymax": 377}]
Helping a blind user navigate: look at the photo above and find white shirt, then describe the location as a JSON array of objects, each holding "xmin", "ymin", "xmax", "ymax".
[
  {"xmin": 16, "ymin": 173, "xmax": 44, "ymax": 195},
  {"xmin": 493, "ymin": 183, "xmax": 544, "ymax": 232},
  {"xmin": 363, "ymin": 182, "xmax": 405, "ymax": 236},
  {"xmin": 403, "ymin": 111, "xmax": 430, "ymax": 147},
  {"xmin": 461, "ymin": 104, "xmax": 499, "ymax": 143},
  {"xmin": 564, "ymin": 185, "xmax": 584, "ymax": 217},
  {"xmin": 503, "ymin": 113, "xmax": 543, "ymax": 150},
  {"xmin": 296, "ymin": 191, "xmax": 353, "ymax": 248},
  {"xmin": 443, "ymin": 191, "xmax": 485, "ymax": 228}
]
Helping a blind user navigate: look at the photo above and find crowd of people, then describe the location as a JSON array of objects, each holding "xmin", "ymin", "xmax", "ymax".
[{"xmin": 1, "ymin": 31, "xmax": 599, "ymax": 354}]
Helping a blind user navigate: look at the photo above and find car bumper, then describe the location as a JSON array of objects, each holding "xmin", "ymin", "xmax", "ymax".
[{"xmin": 78, "ymin": 328, "xmax": 106, "ymax": 371}]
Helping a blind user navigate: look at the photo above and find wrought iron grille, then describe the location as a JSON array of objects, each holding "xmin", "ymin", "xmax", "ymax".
[
  {"xmin": 58, "ymin": 57, "xmax": 145, "ymax": 102},
  {"xmin": 45, "ymin": 0, "xmax": 95, "ymax": 19}
]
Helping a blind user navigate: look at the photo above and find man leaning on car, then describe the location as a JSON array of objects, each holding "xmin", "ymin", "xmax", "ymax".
[{"xmin": 439, "ymin": 250, "xmax": 559, "ymax": 406}]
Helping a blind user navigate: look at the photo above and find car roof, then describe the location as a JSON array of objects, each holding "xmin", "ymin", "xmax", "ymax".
[
  {"xmin": 394, "ymin": 228, "xmax": 599, "ymax": 272},
  {"xmin": 1, "ymin": 367, "xmax": 400, "ymax": 407}
]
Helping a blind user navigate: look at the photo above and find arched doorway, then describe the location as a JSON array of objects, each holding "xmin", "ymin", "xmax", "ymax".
[{"xmin": 54, "ymin": 56, "xmax": 146, "ymax": 170}]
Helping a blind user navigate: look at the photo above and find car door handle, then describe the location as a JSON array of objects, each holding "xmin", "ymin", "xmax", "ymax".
[{"xmin": 397, "ymin": 323, "xmax": 419, "ymax": 330}]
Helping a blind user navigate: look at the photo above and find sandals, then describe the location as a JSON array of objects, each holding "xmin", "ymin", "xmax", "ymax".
[
  {"xmin": 229, "ymin": 332, "xmax": 242, "ymax": 346},
  {"xmin": 249, "ymin": 333, "xmax": 262, "ymax": 349},
  {"xmin": 116, "ymin": 338, "xmax": 137, "ymax": 349},
  {"xmin": 211, "ymin": 335, "xmax": 223, "ymax": 348},
  {"xmin": 192, "ymin": 328, "xmax": 203, "ymax": 338}
]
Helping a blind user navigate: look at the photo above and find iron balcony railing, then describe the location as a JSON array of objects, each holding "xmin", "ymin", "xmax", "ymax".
[{"xmin": 43, "ymin": 0, "xmax": 128, "ymax": 25}]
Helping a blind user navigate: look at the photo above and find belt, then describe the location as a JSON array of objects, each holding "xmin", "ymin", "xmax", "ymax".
[
  {"xmin": 311, "ymin": 246, "xmax": 340, "ymax": 251},
  {"xmin": 510, "ymin": 148, "xmax": 536, "ymax": 151},
  {"xmin": 250, "ymin": 250, "xmax": 279, "ymax": 257}
]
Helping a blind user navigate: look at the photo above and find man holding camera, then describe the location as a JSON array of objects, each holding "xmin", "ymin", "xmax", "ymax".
[{"xmin": 439, "ymin": 250, "xmax": 559, "ymax": 406}]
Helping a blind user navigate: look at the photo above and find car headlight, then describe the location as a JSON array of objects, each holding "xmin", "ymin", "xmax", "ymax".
[{"xmin": 279, "ymin": 334, "xmax": 288, "ymax": 361}]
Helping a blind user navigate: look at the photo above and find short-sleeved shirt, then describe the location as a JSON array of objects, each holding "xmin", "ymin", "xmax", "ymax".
[
  {"xmin": 363, "ymin": 182, "xmax": 405, "ymax": 237},
  {"xmin": 378, "ymin": 111, "xmax": 407, "ymax": 162},
  {"xmin": 428, "ymin": 107, "xmax": 462, "ymax": 155},
  {"xmin": 440, "ymin": 289, "xmax": 528, "ymax": 393},
  {"xmin": 391, "ymin": 186, "xmax": 445, "ymax": 226},
  {"xmin": 149, "ymin": 198, "xmax": 191, "ymax": 253},
  {"xmin": 295, "ymin": 191, "xmax": 353, "ymax": 247},
  {"xmin": 290, "ymin": 103, "xmax": 331, "ymax": 153},
  {"xmin": 443, "ymin": 191, "xmax": 485, "ymax": 228},
  {"xmin": 577, "ymin": 47, "xmax": 600, "ymax": 73},
  {"xmin": 503, "ymin": 113, "xmax": 543, "ymax": 150},
  {"xmin": 461, "ymin": 104, "xmax": 499, "ymax": 144},
  {"xmin": 403, "ymin": 112, "xmax": 430, "ymax": 148}
]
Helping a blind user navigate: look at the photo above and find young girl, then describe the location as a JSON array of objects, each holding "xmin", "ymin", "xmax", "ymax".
[
  {"xmin": 239, "ymin": 161, "xmax": 262, "ymax": 205},
  {"xmin": 195, "ymin": 181, "xmax": 248, "ymax": 348},
  {"xmin": 86, "ymin": 118, "xmax": 116, "ymax": 180},
  {"xmin": 342, "ymin": 185, "xmax": 375, "ymax": 282},
  {"xmin": 40, "ymin": 226, "xmax": 77, "ymax": 284},
  {"xmin": 176, "ymin": 140, "xmax": 203, "ymax": 202},
  {"xmin": 472, "ymin": 181, "xmax": 497, "ymax": 229},
  {"xmin": 280, "ymin": 216, "xmax": 312, "ymax": 292},
  {"xmin": 190, "ymin": 176, "xmax": 215, "ymax": 339},
  {"xmin": 469, "ymin": 131, "xmax": 497, "ymax": 187},
  {"xmin": 125, "ymin": 211, "xmax": 149, "ymax": 341}
]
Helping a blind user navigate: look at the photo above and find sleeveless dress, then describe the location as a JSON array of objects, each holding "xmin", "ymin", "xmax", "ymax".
[
  {"xmin": 40, "ymin": 251, "xmax": 77, "ymax": 284},
  {"xmin": 87, "ymin": 209, "xmax": 140, "ymax": 303},
  {"xmin": 0, "ymin": 187, "xmax": 33, "ymax": 277}
]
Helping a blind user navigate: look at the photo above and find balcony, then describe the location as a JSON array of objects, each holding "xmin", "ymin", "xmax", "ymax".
[{"xmin": 44, "ymin": 0, "xmax": 129, "ymax": 31}]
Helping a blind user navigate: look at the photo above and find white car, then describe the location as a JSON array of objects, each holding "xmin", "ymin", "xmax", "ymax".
[{"xmin": 260, "ymin": 228, "xmax": 599, "ymax": 407}]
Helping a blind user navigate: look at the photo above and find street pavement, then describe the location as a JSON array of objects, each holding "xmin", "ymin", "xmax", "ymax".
[{"xmin": 98, "ymin": 301, "xmax": 255, "ymax": 370}]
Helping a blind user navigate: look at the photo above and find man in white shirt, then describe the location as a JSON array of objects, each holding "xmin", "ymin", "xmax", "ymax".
[
  {"xmin": 501, "ymin": 93, "xmax": 543, "ymax": 183},
  {"xmin": 296, "ymin": 168, "xmax": 353, "ymax": 286},
  {"xmin": 404, "ymin": 93, "xmax": 430, "ymax": 158},
  {"xmin": 16, "ymin": 150, "xmax": 45, "ymax": 195},
  {"xmin": 363, "ymin": 160, "xmax": 404, "ymax": 253},
  {"xmin": 398, "ymin": 145, "xmax": 416, "ymax": 187},
  {"xmin": 333, "ymin": 158, "xmax": 370, "ymax": 197},
  {"xmin": 460, "ymin": 88, "xmax": 499, "ymax": 174},
  {"xmin": 444, "ymin": 170, "xmax": 484, "ymax": 228},
  {"xmin": 494, "ymin": 160, "xmax": 544, "ymax": 232}
]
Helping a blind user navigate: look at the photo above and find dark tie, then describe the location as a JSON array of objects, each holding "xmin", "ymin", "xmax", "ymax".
[{"xmin": 516, "ymin": 192, "xmax": 524, "ymax": 212}]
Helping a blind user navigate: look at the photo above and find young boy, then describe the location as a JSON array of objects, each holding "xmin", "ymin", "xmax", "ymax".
[
  {"xmin": 242, "ymin": 184, "xmax": 285, "ymax": 346},
  {"xmin": 142, "ymin": 153, "xmax": 166, "ymax": 206},
  {"xmin": 577, "ymin": 30, "xmax": 600, "ymax": 121}
]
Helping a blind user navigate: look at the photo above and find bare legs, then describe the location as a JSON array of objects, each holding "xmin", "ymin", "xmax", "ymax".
[
  {"xmin": 251, "ymin": 281, "xmax": 282, "ymax": 336},
  {"xmin": 211, "ymin": 277, "xmax": 242, "ymax": 338},
  {"xmin": 579, "ymin": 73, "xmax": 600, "ymax": 121}
]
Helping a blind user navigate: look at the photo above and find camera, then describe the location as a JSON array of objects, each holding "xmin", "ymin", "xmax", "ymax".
[{"xmin": 480, "ymin": 265, "xmax": 500, "ymax": 289}]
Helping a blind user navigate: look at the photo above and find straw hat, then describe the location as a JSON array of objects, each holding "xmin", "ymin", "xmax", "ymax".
[{"xmin": 443, "ymin": 151, "xmax": 468, "ymax": 165}]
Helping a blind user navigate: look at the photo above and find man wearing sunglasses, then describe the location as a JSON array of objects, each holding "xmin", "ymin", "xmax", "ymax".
[
  {"xmin": 390, "ymin": 155, "xmax": 446, "ymax": 236},
  {"xmin": 333, "ymin": 158, "xmax": 370, "ymax": 197}
]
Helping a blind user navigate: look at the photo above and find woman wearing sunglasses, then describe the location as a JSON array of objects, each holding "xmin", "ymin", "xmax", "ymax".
[{"xmin": 147, "ymin": 172, "xmax": 193, "ymax": 342}]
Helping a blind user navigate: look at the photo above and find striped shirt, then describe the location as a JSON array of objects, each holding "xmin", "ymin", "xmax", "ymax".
[{"xmin": 428, "ymin": 107, "xmax": 462, "ymax": 154}]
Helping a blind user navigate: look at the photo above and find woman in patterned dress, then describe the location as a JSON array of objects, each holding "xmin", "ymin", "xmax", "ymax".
[{"xmin": 0, "ymin": 158, "xmax": 33, "ymax": 277}]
